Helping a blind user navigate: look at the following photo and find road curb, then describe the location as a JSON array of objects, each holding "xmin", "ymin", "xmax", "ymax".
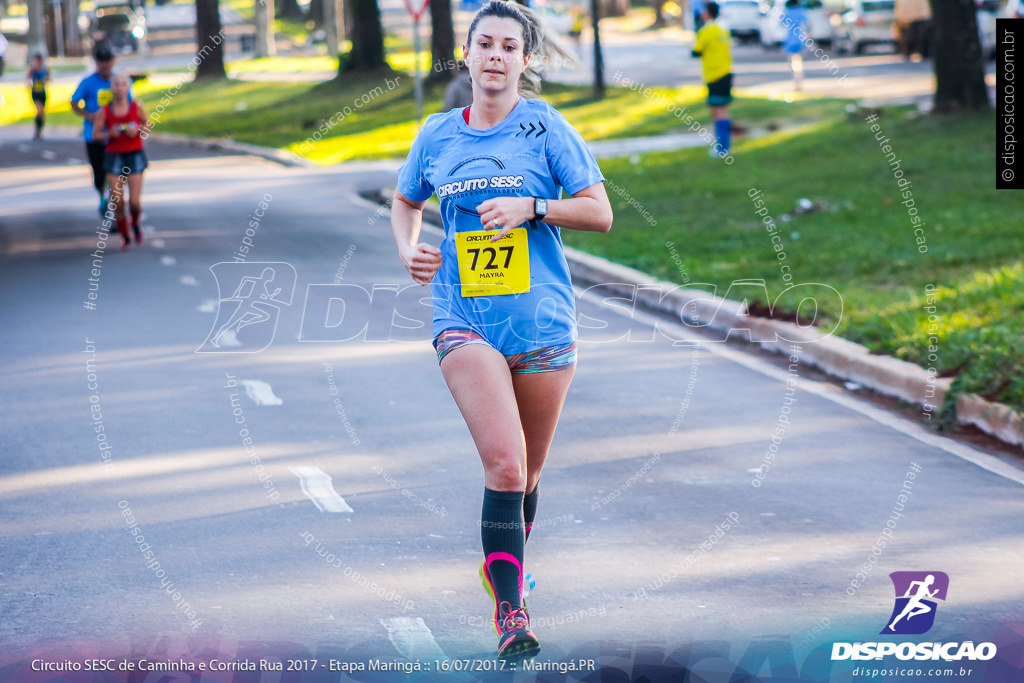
[
  {"xmin": 566, "ymin": 247, "xmax": 1022, "ymax": 448},
  {"xmin": 955, "ymin": 394, "xmax": 1024, "ymax": 448},
  {"xmin": 401, "ymin": 196, "xmax": 1022, "ymax": 450}
]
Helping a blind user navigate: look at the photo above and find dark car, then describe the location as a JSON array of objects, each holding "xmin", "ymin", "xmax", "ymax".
[{"xmin": 91, "ymin": 5, "xmax": 146, "ymax": 54}]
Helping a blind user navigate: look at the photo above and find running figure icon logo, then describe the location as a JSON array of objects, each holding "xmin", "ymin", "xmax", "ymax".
[
  {"xmin": 880, "ymin": 571, "xmax": 949, "ymax": 635},
  {"xmin": 197, "ymin": 262, "xmax": 297, "ymax": 353}
]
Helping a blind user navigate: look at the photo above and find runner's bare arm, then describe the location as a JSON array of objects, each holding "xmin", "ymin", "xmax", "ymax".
[
  {"xmin": 392, "ymin": 189, "xmax": 443, "ymax": 286},
  {"xmin": 135, "ymin": 102, "xmax": 149, "ymax": 136},
  {"xmin": 92, "ymin": 108, "xmax": 109, "ymax": 142},
  {"xmin": 476, "ymin": 181, "xmax": 612, "ymax": 241}
]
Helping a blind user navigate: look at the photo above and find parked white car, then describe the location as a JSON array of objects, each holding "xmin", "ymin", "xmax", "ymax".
[
  {"xmin": 719, "ymin": 0, "xmax": 764, "ymax": 43},
  {"xmin": 759, "ymin": 0, "xmax": 834, "ymax": 48},
  {"xmin": 835, "ymin": 0, "xmax": 897, "ymax": 54}
]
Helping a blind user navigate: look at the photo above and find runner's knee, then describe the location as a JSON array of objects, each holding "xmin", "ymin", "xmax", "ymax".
[{"xmin": 483, "ymin": 451, "xmax": 527, "ymax": 490}]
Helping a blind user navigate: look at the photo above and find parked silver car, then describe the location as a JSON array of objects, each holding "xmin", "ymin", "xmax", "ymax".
[
  {"xmin": 720, "ymin": 0, "xmax": 764, "ymax": 43},
  {"xmin": 835, "ymin": 0, "xmax": 897, "ymax": 54}
]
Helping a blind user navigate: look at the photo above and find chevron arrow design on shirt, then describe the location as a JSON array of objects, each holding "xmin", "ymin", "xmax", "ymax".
[{"xmin": 516, "ymin": 121, "xmax": 548, "ymax": 139}]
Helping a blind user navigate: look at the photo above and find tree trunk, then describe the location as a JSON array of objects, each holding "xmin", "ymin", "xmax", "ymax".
[
  {"xmin": 64, "ymin": 0, "xmax": 82, "ymax": 56},
  {"xmin": 591, "ymin": 0, "xmax": 604, "ymax": 98},
  {"xmin": 276, "ymin": 0, "xmax": 304, "ymax": 19},
  {"xmin": 195, "ymin": 0, "xmax": 227, "ymax": 79},
  {"xmin": 340, "ymin": 0, "xmax": 385, "ymax": 72},
  {"xmin": 651, "ymin": 0, "xmax": 669, "ymax": 27},
  {"xmin": 44, "ymin": 1, "xmax": 58, "ymax": 56},
  {"xmin": 340, "ymin": 0, "xmax": 351, "ymax": 41},
  {"xmin": 931, "ymin": 0, "xmax": 989, "ymax": 111},
  {"xmin": 27, "ymin": 0, "xmax": 47, "ymax": 59},
  {"xmin": 255, "ymin": 0, "xmax": 276, "ymax": 57},
  {"xmin": 309, "ymin": 0, "xmax": 323, "ymax": 26},
  {"xmin": 429, "ymin": 0, "xmax": 456, "ymax": 82},
  {"xmin": 324, "ymin": 0, "xmax": 339, "ymax": 55}
]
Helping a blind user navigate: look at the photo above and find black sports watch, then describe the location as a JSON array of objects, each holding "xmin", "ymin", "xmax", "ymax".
[{"xmin": 533, "ymin": 197, "xmax": 548, "ymax": 221}]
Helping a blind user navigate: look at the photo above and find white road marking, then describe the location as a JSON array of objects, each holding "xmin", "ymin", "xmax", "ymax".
[
  {"xmin": 179, "ymin": 275, "xmax": 198, "ymax": 286},
  {"xmin": 289, "ymin": 466, "xmax": 353, "ymax": 513},
  {"xmin": 380, "ymin": 617, "xmax": 448, "ymax": 661},
  {"xmin": 196, "ymin": 298, "xmax": 218, "ymax": 313},
  {"xmin": 576, "ymin": 286, "xmax": 1024, "ymax": 487},
  {"xmin": 241, "ymin": 379, "xmax": 282, "ymax": 406},
  {"xmin": 150, "ymin": 238, "xmax": 166, "ymax": 248},
  {"xmin": 41, "ymin": 150, "xmax": 56, "ymax": 160},
  {"xmin": 160, "ymin": 255, "xmax": 177, "ymax": 266},
  {"xmin": 68, "ymin": 157, "xmax": 83, "ymax": 165}
]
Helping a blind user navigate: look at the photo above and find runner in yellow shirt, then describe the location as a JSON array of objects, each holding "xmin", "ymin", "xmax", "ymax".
[{"xmin": 691, "ymin": 1, "xmax": 732, "ymax": 156}]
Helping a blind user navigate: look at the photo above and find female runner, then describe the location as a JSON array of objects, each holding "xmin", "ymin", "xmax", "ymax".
[
  {"xmin": 94, "ymin": 73, "xmax": 149, "ymax": 248},
  {"xmin": 391, "ymin": 0, "xmax": 612, "ymax": 661}
]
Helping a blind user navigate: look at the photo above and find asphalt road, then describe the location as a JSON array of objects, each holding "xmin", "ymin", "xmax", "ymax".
[{"xmin": 1, "ymin": 134, "xmax": 1022, "ymax": 682}]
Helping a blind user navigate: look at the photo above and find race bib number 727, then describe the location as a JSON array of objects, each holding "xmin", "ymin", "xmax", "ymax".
[{"xmin": 455, "ymin": 228, "xmax": 531, "ymax": 297}]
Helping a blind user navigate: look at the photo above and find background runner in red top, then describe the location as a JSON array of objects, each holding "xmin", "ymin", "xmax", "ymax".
[{"xmin": 103, "ymin": 100, "xmax": 144, "ymax": 154}]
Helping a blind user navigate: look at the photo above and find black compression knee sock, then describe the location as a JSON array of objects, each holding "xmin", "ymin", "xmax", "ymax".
[
  {"xmin": 523, "ymin": 483, "xmax": 539, "ymax": 544},
  {"xmin": 481, "ymin": 488, "xmax": 526, "ymax": 616},
  {"xmin": 35, "ymin": 116, "xmax": 43, "ymax": 135}
]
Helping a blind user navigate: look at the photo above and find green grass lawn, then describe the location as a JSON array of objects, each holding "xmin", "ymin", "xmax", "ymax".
[
  {"xmin": 567, "ymin": 106, "xmax": 1024, "ymax": 414},
  {"xmin": 1, "ymin": 67, "xmax": 1019, "ymax": 414},
  {"xmin": 0, "ymin": 70, "xmax": 845, "ymax": 161},
  {"xmin": 226, "ymin": 54, "xmax": 340, "ymax": 73}
]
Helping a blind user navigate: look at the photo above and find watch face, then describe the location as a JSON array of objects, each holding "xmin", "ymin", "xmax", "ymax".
[{"xmin": 536, "ymin": 198, "xmax": 548, "ymax": 216}]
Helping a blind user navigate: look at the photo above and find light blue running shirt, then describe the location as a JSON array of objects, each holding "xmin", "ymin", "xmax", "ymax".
[{"xmin": 397, "ymin": 97, "xmax": 605, "ymax": 355}]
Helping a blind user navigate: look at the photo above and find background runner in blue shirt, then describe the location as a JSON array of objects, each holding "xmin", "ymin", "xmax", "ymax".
[
  {"xmin": 391, "ymin": 0, "xmax": 612, "ymax": 663},
  {"xmin": 782, "ymin": 0, "xmax": 808, "ymax": 91},
  {"xmin": 27, "ymin": 53, "xmax": 49, "ymax": 141},
  {"xmin": 71, "ymin": 46, "xmax": 132, "ymax": 216}
]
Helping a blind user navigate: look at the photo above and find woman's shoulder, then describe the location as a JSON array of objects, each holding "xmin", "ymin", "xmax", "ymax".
[
  {"xmin": 521, "ymin": 98, "xmax": 570, "ymax": 127},
  {"xmin": 420, "ymin": 107, "xmax": 464, "ymax": 136},
  {"xmin": 521, "ymin": 97, "xmax": 557, "ymax": 116},
  {"xmin": 521, "ymin": 98, "xmax": 580, "ymax": 138}
]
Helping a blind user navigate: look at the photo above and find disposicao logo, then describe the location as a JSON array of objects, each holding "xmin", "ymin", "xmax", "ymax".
[
  {"xmin": 882, "ymin": 570, "xmax": 948, "ymax": 635},
  {"xmin": 831, "ymin": 571, "xmax": 997, "ymax": 663}
]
